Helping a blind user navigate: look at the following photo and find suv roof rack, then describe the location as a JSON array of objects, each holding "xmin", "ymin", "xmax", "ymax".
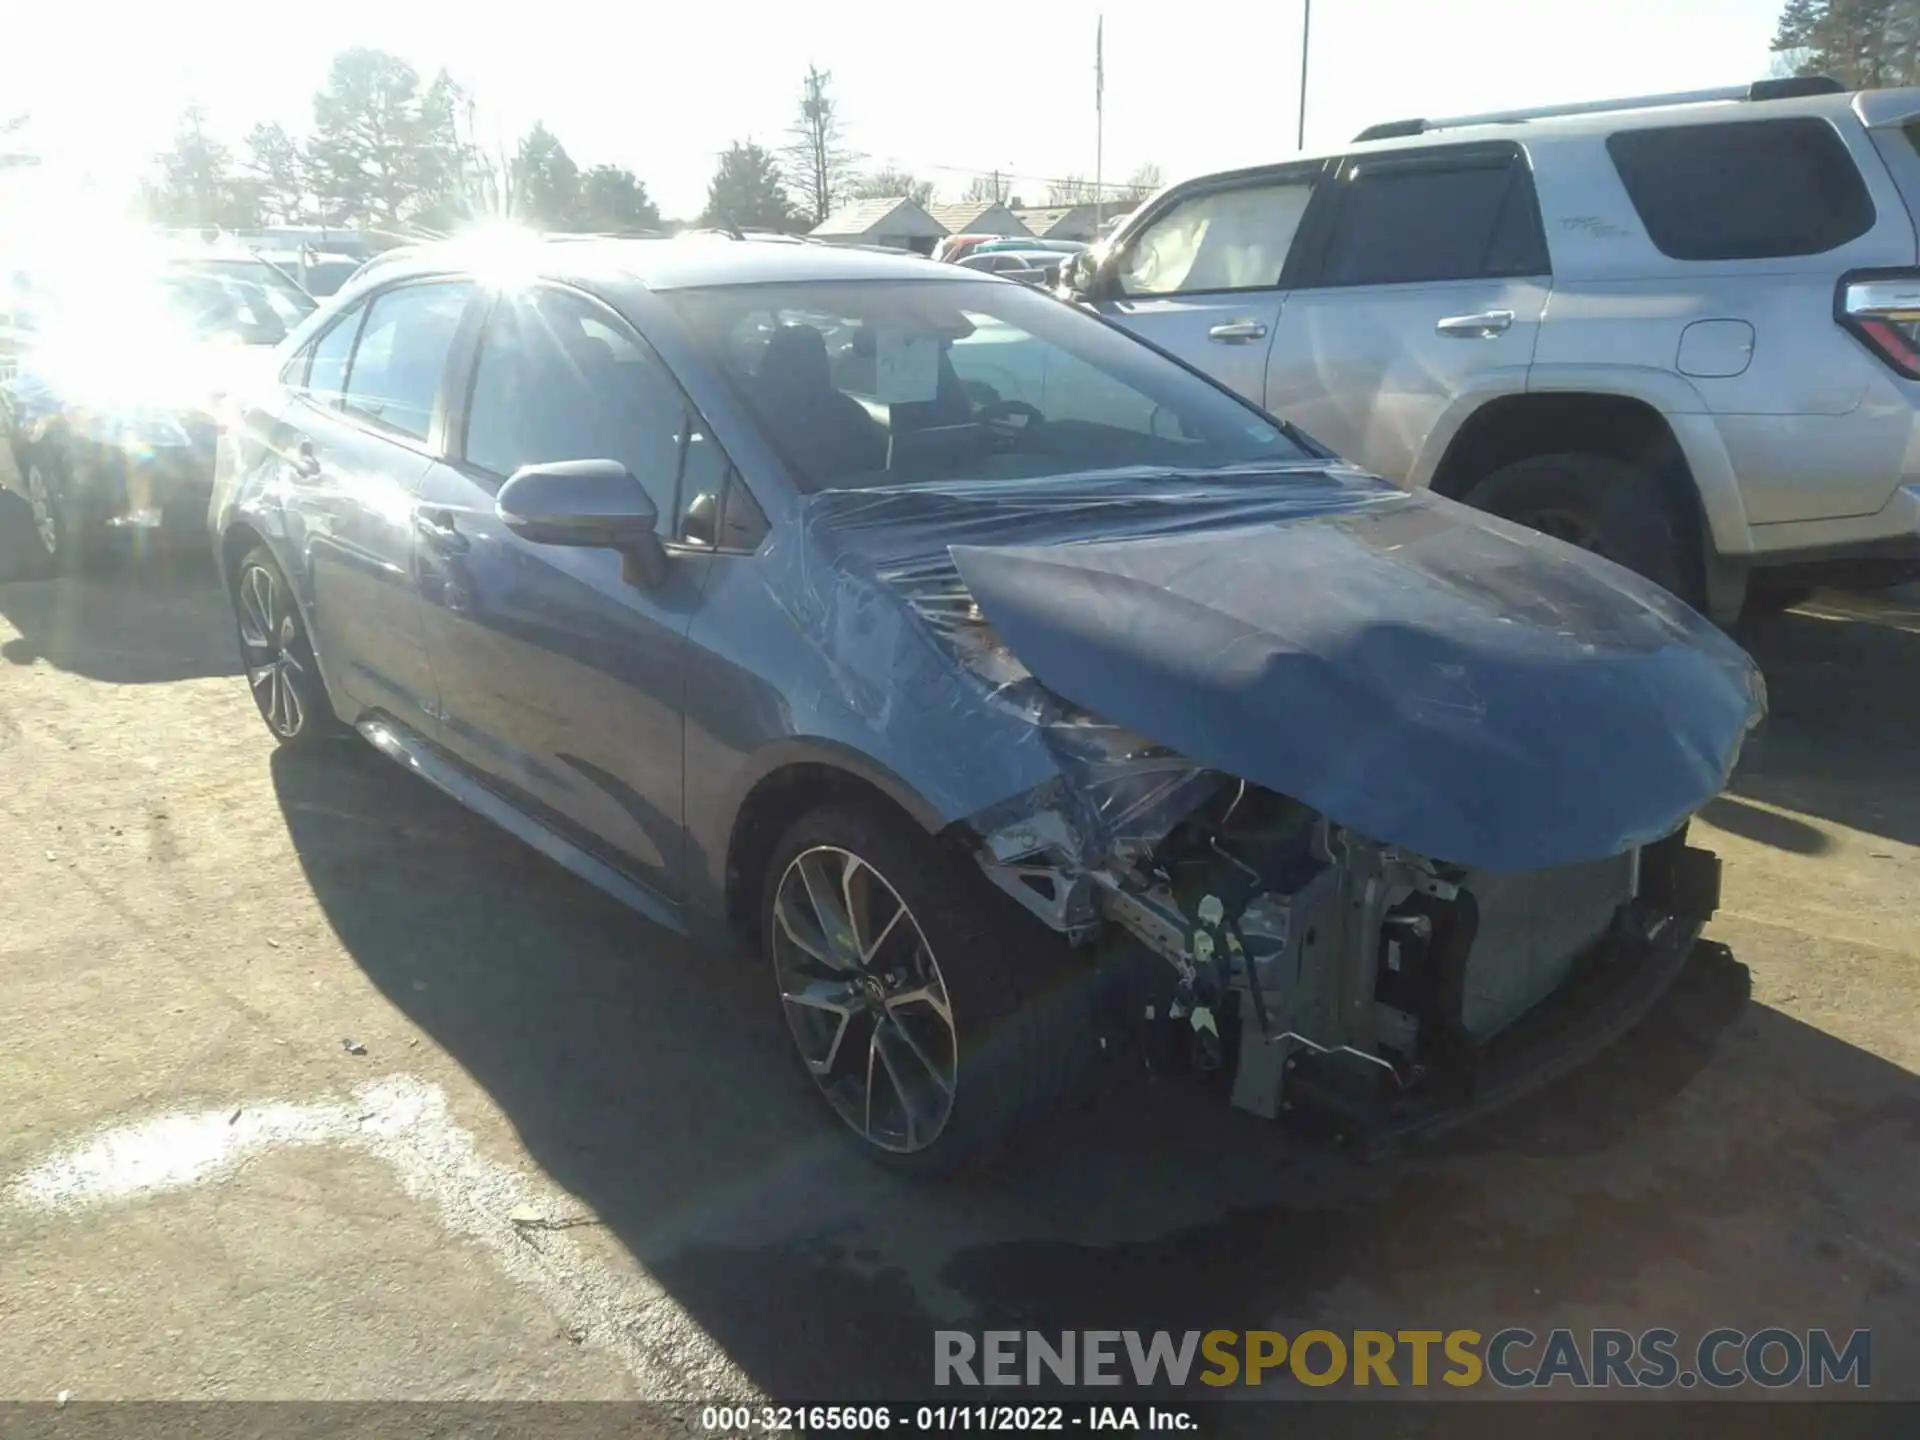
[{"xmin": 1352, "ymin": 75, "xmax": 1845, "ymax": 142}]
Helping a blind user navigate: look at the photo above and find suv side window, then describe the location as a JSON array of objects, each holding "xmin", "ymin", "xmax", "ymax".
[
  {"xmin": 1313, "ymin": 153, "xmax": 1546, "ymax": 287},
  {"xmin": 1114, "ymin": 178, "xmax": 1315, "ymax": 295},
  {"xmin": 1607, "ymin": 118, "xmax": 1874, "ymax": 261},
  {"xmin": 341, "ymin": 281, "xmax": 473, "ymax": 441},
  {"xmin": 463, "ymin": 285, "xmax": 711, "ymax": 529}
]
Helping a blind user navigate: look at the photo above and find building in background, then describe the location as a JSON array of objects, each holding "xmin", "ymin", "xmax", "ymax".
[
  {"xmin": 927, "ymin": 201, "xmax": 1030, "ymax": 240},
  {"xmin": 810, "ymin": 197, "xmax": 948, "ymax": 254},
  {"xmin": 1013, "ymin": 202, "xmax": 1139, "ymax": 243}
]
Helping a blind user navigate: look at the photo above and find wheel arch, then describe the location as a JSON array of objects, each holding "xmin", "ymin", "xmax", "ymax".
[
  {"xmin": 1427, "ymin": 390, "xmax": 1729, "ymax": 593},
  {"xmin": 718, "ymin": 746, "xmax": 957, "ymax": 949},
  {"xmin": 220, "ymin": 520, "xmax": 349, "ymax": 716}
]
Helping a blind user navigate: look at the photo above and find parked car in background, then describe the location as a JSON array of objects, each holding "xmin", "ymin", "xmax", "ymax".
[
  {"xmin": 212, "ymin": 237, "xmax": 1756, "ymax": 1175},
  {"xmin": 957, "ymin": 249, "xmax": 1075, "ymax": 278},
  {"xmin": 933, "ymin": 233, "xmax": 1000, "ymax": 264},
  {"xmin": 972, "ymin": 237, "xmax": 1087, "ymax": 256},
  {"xmin": 297, "ymin": 253, "xmax": 363, "ymax": 297},
  {"xmin": 1061, "ymin": 77, "xmax": 1920, "ymax": 619},
  {"xmin": 1, "ymin": 242, "xmax": 314, "ymax": 575}
]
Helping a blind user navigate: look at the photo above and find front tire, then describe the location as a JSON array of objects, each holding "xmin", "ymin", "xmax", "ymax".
[
  {"xmin": 761, "ymin": 801, "xmax": 1087, "ymax": 1177},
  {"xmin": 1462, "ymin": 452, "xmax": 1695, "ymax": 602},
  {"xmin": 3, "ymin": 443, "xmax": 87, "ymax": 578},
  {"xmin": 231, "ymin": 546, "xmax": 343, "ymax": 748}
]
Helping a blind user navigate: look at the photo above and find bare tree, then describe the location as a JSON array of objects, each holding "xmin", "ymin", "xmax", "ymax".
[
  {"xmin": 1120, "ymin": 163, "xmax": 1164, "ymax": 201},
  {"xmin": 1045, "ymin": 174, "xmax": 1101, "ymax": 205},
  {"xmin": 847, "ymin": 167, "xmax": 934, "ymax": 205},
  {"xmin": 782, "ymin": 64, "xmax": 859, "ymax": 225},
  {"xmin": 962, "ymin": 170, "xmax": 1011, "ymax": 204}
]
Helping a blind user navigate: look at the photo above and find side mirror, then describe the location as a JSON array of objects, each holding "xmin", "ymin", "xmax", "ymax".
[{"xmin": 497, "ymin": 458, "xmax": 667, "ymax": 586}]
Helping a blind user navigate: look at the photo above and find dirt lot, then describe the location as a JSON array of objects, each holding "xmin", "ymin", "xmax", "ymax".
[{"xmin": 0, "ymin": 522, "xmax": 1916, "ymax": 1420}]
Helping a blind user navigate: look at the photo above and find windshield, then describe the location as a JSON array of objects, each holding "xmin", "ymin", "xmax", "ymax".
[
  {"xmin": 666, "ymin": 278, "xmax": 1310, "ymax": 493},
  {"xmin": 158, "ymin": 258, "xmax": 317, "ymax": 342}
]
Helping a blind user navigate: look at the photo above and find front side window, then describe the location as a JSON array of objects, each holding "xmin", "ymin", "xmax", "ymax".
[
  {"xmin": 668, "ymin": 278, "xmax": 1310, "ymax": 494},
  {"xmin": 464, "ymin": 286, "xmax": 699, "ymax": 522},
  {"xmin": 1114, "ymin": 179, "xmax": 1314, "ymax": 295},
  {"xmin": 341, "ymin": 281, "xmax": 473, "ymax": 441},
  {"xmin": 1316, "ymin": 157, "xmax": 1542, "ymax": 287}
]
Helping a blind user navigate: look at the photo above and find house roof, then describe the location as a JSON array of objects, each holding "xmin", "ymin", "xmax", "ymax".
[
  {"xmin": 926, "ymin": 201, "xmax": 1030, "ymax": 236},
  {"xmin": 1011, "ymin": 206, "xmax": 1085, "ymax": 236},
  {"xmin": 810, "ymin": 197, "xmax": 946, "ymax": 238}
]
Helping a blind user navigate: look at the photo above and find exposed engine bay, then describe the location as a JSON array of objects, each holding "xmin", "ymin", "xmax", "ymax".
[{"xmin": 971, "ymin": 756, "xmax": 1714, "ymax": 1133}]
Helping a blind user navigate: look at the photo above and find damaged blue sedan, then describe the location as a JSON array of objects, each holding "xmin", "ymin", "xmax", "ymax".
[{"xmin": 212, "ymin": 239, "xmax": 1765, "ymax": 1174}]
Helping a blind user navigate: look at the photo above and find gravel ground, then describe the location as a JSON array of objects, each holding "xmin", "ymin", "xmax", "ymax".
[{"xmin": 0, "ymin": 521, "xmax": 1915, "ymax": 1421}]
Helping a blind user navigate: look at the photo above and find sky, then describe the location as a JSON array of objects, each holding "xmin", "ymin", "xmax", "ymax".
[{"xmin": 6, "ymin": 0, "xmax": 1784, "ymax": 223}]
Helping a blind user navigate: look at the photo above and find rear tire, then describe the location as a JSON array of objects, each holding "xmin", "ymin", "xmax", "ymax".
[
  {"xmin": 231, "ymin": 545, "xmax": 344, "ymax": 748},
  {"xmin": 1462, "ymin": 452, "xmax": 1695, "ymax": 602},
  {"xmin": 760, "ymin": 800, "xmax": 1089, "ymax": 1177}
]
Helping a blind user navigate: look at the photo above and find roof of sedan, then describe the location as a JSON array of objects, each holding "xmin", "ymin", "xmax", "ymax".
[{"xmin": 375, "ymin": 234, "xmax": 985, "ymax": 292}]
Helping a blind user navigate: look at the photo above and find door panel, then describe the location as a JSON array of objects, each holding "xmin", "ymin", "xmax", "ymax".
[
  {"xmin": 1094, "ymin": 173, "xmax": 1319, "ymax": 405},
  {"xmin": 415, "ymin": 284, "xmax": 712, "ymax": 898},
  {"xmin": 1266, "ymin": 277, "xmax": 1547, "ymax": 481},
  {"xmin": 1100, "ymin": 294, "xmax": 1283, "ymax": 405},
  {"xmin": 283, "ymin": 280, "xmax": 473, "ymax": 731},
  {"xmin": 414, "ymin": 463, "xmax": 707, "ymax": 893},
  {"xmin": 286, "ymin": 394, "xmax": 438, "ymax": 729},
  {"xmin": 1263, "ymin": 146, "xmax": 1550, "ymax": 482}
]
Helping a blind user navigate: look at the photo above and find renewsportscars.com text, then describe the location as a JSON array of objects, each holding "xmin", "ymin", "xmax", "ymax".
[{"xmin": 934, "ymin": 1327, "xmax": 1872, "ymax": 1390}]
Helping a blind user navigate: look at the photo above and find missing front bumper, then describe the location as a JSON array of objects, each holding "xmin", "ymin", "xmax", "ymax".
[{"xmin": 1284, "ymin": 843, "xmax": 1722, "ymax": 1155}]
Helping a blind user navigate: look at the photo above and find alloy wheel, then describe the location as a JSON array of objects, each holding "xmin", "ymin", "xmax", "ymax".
[
  {"xmin": 24, "ymin": 462, "xmax": 57, "ymax": 556},
  {"xmin": 770, "ymin": 845, "xmax": 958, "ymax": 1154},
  {"xmin": 236, "ymin": 563, "xmax": 308, "ymax": 738}
]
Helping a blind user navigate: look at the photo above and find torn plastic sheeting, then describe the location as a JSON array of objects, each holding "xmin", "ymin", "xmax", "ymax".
[
  {"xmin": 760, "ymin": 467, "xmax": 1395, "ymax": 856},
  {"xmin": 950, "ymin": 489, "xmax": 1766, "ymax": 873}
]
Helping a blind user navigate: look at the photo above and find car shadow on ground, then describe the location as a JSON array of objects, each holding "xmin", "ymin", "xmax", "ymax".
[
  {"xmin": 271, "ymin": 743, "xmax": 1920, "ymax": 1411},
  {"xmin": 0, "ymin": 525, "xmax": 236, "ymax": 684},
  {"xmin": 1733, "ymin": 585, "xmax": 1920, "ymax": 849}
]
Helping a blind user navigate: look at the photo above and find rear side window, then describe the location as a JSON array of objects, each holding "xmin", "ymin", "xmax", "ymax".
[
  {"xmin": 295, "ymin": 304, "xmax": 363, "ymax": 402},
  {"xmin": 1607, "ymin": 118, "xmax": 1874, "ymax": 260},
  {"xmin": 1315, "ymin": 156, "xmax": 1547, "ymax": 287},
  {"xmin": 342, "ymin": 281, "xmax": 473, "ymax": 441}
]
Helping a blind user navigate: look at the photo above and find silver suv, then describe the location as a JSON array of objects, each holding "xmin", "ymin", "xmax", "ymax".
[{"xmin": 1065, "ymin": 77, "xmax": 1920, "ymax": 621}]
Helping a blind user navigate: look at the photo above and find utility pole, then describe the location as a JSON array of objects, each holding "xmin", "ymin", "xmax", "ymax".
[
  {"xmin": 1297, "ymin": 0, "xmax": 1312, "ymax": 150},
  {"xmin": 1094, "ymin": 15, "xmax": 1105, "ymax": 233}
]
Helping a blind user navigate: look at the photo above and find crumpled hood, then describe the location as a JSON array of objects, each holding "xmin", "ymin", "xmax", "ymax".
[{"xmin": 949, "ymin": 486, "xmax": 1765, "ymax": 872}]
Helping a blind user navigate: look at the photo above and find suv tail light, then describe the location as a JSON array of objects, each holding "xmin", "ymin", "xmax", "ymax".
[{"xmin": 1839, "ymin": 269, "xmax": 1920, "ymax": 377}]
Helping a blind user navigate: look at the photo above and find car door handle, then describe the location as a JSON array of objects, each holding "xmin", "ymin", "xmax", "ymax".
[
  {"xmin": 1207, "ymin": 319, "xmax": 1270, "ymax": 343},
  {"xmin": 415, "ymin": 508, "xmax": 470, "ymax": 554},
  {"xmin": 290, "ymin": 440, "xmax": 321, "ymax": 479},
  {"xmin": 1436, "ymin": 310, "xmax": 1514, "ymax": 339}
]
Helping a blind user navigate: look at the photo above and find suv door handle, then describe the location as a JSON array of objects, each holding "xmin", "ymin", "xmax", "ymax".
[
  {"xmin": 1207, "ymin": 319, "xmax": 1270, "ymax": 343},
  {"xmin": 416, "ymin": 508, "xmax": 470, "ymax": 554},
  {"xmin": 1436, "ymin": 310, "xmax": 1514, "ymax": 339},
  {"xmin": 290, "ymin": 439, "xmax": 321, "ymax": 479}
]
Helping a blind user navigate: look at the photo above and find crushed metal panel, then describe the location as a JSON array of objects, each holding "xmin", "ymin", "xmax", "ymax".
[{"xmin": 950, "ymin": 489, "xmax": 1765, "ymax": 871}]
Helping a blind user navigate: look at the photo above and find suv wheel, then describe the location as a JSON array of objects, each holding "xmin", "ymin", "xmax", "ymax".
[
  {"xmin": 761, "ymin": 800, "xmax": 1087, "ymax": 1176},
  {"xmin": 1462, "ymin": 453, "xmax": 1694, "ymax": 601},
  {"xmin": 232, "ymin": 546, "xmax": 343, "ymax": 748}
]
